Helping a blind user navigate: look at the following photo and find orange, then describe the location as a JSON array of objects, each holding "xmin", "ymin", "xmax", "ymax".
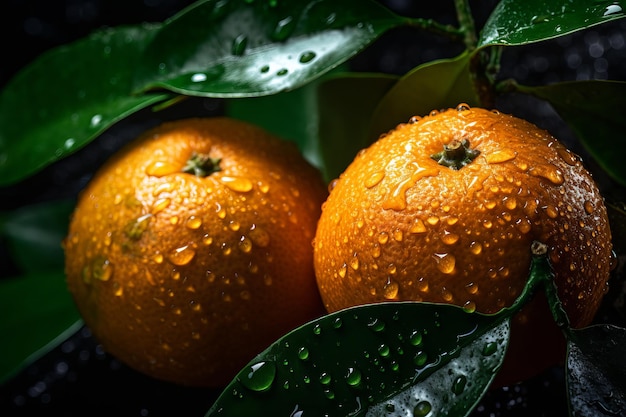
[
  {"xmin": 313, "ymin": 105, "xmax": 614, "ymax": 386},
  {"xmin": 64, "ymin": 117, "xmax": 328, "ymax": 387}
]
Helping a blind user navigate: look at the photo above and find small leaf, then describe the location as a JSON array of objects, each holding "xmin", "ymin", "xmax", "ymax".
[
  {"xmin": 0, "ymin": 272, "xmax": 82, "ymax": 383},
  {"xmin": 316, "ymin": 72, "xmax": 398, "ymax": 181},
  {"xmin": 566, "ymin": 324, "xmax": 626, "ymax": 417},
  {"xmin": 368, "ymin": 52, "xmax": 480, "ymax": 142},
  {"xmin": 516, "ymin": 80, "xmax": 626, "ymax": 186},
  {"xmin": 1, "ymin": 199, "xmax": 74, "ymax": 274},
  {"xmin": 0, "ymin": 25, "xmax": 171, "ymax": 186},
  {"xmin": 479, "ymin": 0, "xmax": 626, "ymax": 47},
  {"xmin": 205, "ymin": 302, "xmax": 509, "ymax": 417},
  {"xmin": 136, "ymin": 0, "xmax": 402, "ymax": 98}
]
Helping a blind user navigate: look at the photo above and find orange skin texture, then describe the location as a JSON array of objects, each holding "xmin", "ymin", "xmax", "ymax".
[
  {"xmin": 314, "ymin": 107, "xmax": 613, "ymax": 385},
  {"xmin": 64, "ymin": 117, "xmax": 328, "ymax": 387}
]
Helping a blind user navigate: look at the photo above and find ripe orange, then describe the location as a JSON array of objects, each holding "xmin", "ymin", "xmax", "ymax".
[
  {"xmin": 64, "ymin": 117, "xmax": 328, "ymax": 387},
  {"xmin": 313, "ymin": 105, "xmax": 614, "ymax": 385}
]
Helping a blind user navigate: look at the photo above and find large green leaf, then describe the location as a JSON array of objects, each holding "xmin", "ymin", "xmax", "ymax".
[
  {"xmin": 205, "ymin": 301, "xmax": 509, "ymax": 417},
  {"xmin": 1, "ymin": 199, "xmax": 74, "ymax": 274},
  {"xmin": 566, "ymin": 324, "xmax": 626, "ymax": 417},
  {"xmin": 367, "ymin": 52, "xmax": 480, "ymax": 142},
  {"xmin": 479, "ymin": 0, "xmax": 626, "ymax": 47},
  {"xmin": 316, "ymin": 72, "xmax": 398, "ymax": 182},
  {"xmin": 516, "ymin": 80, "xmax": 626, "ymax": 186},
  {"xmin": 135, "ymin": 0, "xmax": 402, "ymax": 98},
  {"xmin": 0, "ymin": 25, "xmax": 172, "ymax": 186},
  {"xmin": 0, "ymin": 272, "xmax": 82, "ymax": 384}
]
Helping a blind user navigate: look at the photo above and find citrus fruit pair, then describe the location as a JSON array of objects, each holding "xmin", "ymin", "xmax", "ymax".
[
  {"xmin": 313, "ymin": 105, "xmax": 614, "ymax": 385},
  {"xmin": 64, "ymin": 117, "xmax": 328, "ymax": 387}
]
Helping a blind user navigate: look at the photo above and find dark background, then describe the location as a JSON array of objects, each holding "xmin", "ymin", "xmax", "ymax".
[{"xmin": 1, "ymin": 1, "xmax": 626, "ymax": 416}]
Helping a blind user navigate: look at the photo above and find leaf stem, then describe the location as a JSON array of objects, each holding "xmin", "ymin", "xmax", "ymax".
[
  {"xmin": 454, "ymin": 0, "xmax": 477, "ymax": 51},
  {"xmin": 404, "ymin": 17, "xmax": 463, "ymax": 42}
]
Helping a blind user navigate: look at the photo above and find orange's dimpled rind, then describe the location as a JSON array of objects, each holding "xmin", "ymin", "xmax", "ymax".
[
  {"xmin": 313, "ymin": 106, "xmax": 613, "ymax": 385},
  {"xmin": 64, "ymin": 117, "xmax": 328, "ymax": 387}
]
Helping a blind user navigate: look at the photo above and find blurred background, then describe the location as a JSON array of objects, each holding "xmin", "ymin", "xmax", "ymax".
[{"xmin": 1, "ymin": 1, "xmax": 626, "ymax": 416}]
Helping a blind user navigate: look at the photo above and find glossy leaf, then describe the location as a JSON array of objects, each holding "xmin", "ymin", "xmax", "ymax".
[
  {"xmin": 1, "ymin": 200, "xmax": 74, "ymax": 274},
  {"xmin": 479, "ymin": 0, "xmax": 626, "ymax": 47},
  {"xmin": 316, "ymin": 72, "xmax": 398, "ymax": 182},
  {"xmin": 0, "ymin": 25, "xmax": 172, "ymax": 186},
  {"xmin": 0, "ymin": 272, "xmax": 82, "ymax": 383},
  {"xmin": 516, "ymin": 80, "xmax": 626, "ymax": 186},
  {"xmin": 205, "ymin": 301, "xmax": 509, "ymax": 417},
  {"xmin": 135, "ymin": 0, "xmax": 402, "ymax": 98},
  {"xmin": 566, "ymin": 324, "xmax": 626, "ymax": 417},
  {"xmin": 367, "ymin": 52, "xmax": 480, "ymax": 142}
]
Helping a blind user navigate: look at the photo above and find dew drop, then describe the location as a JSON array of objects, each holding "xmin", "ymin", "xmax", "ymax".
[
  {"xmin": 604, "ymin": 3, "xmax": 623, "ymax": 16},
  {"xmin": 239, "ymin": 236, "xmax": 253, "ymax": 253},
  {"xmin": 92, "ymin": 256, "xmax": 113, "ymax": 282},
  {"xmin": 145, "ymin": 161, "xmax": 178, "ymax": 177},
  {"xmin": 413, "ymin": 400, "xmax": 432, "ymax": 417},
  {"xmin": 469, "ymin": 241, "xmax": 482, "ymax": 255},
  {"xmin": 365, "ymin": 171, "xmax": 385, "ymax": 188},
  {"xmin": 485, "ymin": 149, "xmax": 517, "ymax": 164},
  {"xmin": 441, "ymin": 230, "xmax": 459, "ymax": 245},
  {"xmin": 349, "ymin": 256, "xmax": 360, "ymax": 271},
  {"xmin": 452, "ymin": 375, "xmax": 467, "ymax": 395},
  {"xmin": 249, "ymin": 225, "xmax": 270, "ymax": 247},
  {"xmin": 299, "ymin": 51, "xmax": 316, "ymax": 63},
  {"xmin": 231, "ymin": 34, "xmax": 247, "ymax": 56},
  {"xmin": 378, "ymin": 232, "xmax": 389, "ymax": 244},
  {"xmin": 272, "ymin": 16, "xmax": 295, "ymax": 41},
  {"xmin": 456, "ymin": 103, "xmax": 471, "ymax": 112},
  {"xmin": 529, "ymin": 164, "xmax": 565, "ymax": 185},
  {"xmin": 239, "ymin": 361, "xmax": 276, "ymax": 392},
  {"xmin": 260, "ymin": 65, "xmax": 270, "ymax": 73},
  {"xmin": 152, "ymin": 198, "xmax": 171, "ymax": 214},
  {"xmin": 338, "ymin": 263, "xmax": 347, "ymax": 278},
  {"xmin": 383, "ymin": 278, "xmax": 399, "ymax": 300},
  {"xmin": 368, "ymin": 318, "xmax": 385, "ymax": 332},
  {"xmin": 463, "ymin": 300, "xmax": 477, "ymax": 313},
  {"xmin": 319, "ymin": 372, "xmax": 332, "ymax": 385},
  {"xmin": 584, "ymin": 200, "xmax": 595, "ymax": 214},
  {"xmin": 433, "ymin": 253, "xmax": 456, "ymax": 274},
  {"xmin": 482, "ymin": 342, "xmax": 498, "ymax": 356},
  {"xmin": 185, "ymin": 216, "xmax": 202, "ymax": 230},
  {"xmin": 410, "ymin": 219, "xmax": 427, "ymax": 234},
  {"xmin": 298, "ymin": 347, "xmax": 310, "ymax": 360},
  {"xmin": 410, "ymin": 330, "xmax": 423, "ymax": 346},
  {"xmin": 345, "ymin": 367, "xmax": 362, "ymax": 387},
  {"xmin": 276, "ymin": 68, "xmax": 288, "ymax": 76},
  {"xmin": 124, "ymin": 214, "xmax": 152, "ymax": 240},
  {"xmin": 413, "ymin": 351, "xmax": 428, "ymax": 367},
  {"xmin": 313, "ymin": 324, "xmax": 322, "ymax": 335},
  {"xmin": 220, "ymin": 176, "xmax": 253, "ymax": 192},
  {"xmin": 167, "ymin": 244, "xmax": 196, "ymax": 266}
]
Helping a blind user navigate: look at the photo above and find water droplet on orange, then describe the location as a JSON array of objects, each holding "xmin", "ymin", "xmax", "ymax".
[
  {"xmin": 529, "ymin": 164, "xmax": 564, "ymax": 185},
  {"xmin": 556, "ymin": 147, "xmax": 580, "ymax": 166},
  {"xmin": 92, "ymin": 256, "xmax": 113, "ymax": 281},
  {"xmin": 584, "ymin": 200, "xmax": 594, "ymax": 214},
  {"xmin": 350, "ymin": 256, "xmax": 359, "ymax": 271},
  {"xmin": 410, "ymin": 219, "xmax": 427, "ymax": 233},
  {"xmin": 146, "ymin": 161, "xmax": 178, "ymax": 177},
  {"xmin": 470, "ymin": 241, "xmax": 483, "ymax": 255},
  {"xmin": 220, "ymin": 176, "xmax": 253, "ymax": 192},
  {"xmin": 249, "ymin": 225, "xmax": 270, "ymax": 247},
  {"xmin": 239, "ymin": 236, "xmax": 253, "ymax": 253},
  {"xmin": 152, "ymin": 198, "xmax": 171, "ymax": 214},
  {"xmin": 382, "ymin": 166, "xmax": 438, "ymax": 211},
  {"xmin": 433, "ymin": 253, "xmax": 456, "ymax": 274},
  {"xmin": 186, "ymin": 216, "xmax": 202, "ymax": 230},
  {"xmin": 485, "ymin": 149, "xmax": 517, "ymax": 164},
  {"xmin": 393, "ymin": 229, "xmax": 403, "ymax": 241},
  {"xmin": 441, "ymin": 230, "xmax": 459, "ymax": 245},
  {"xmin": 167, "ymin": 244, "xmax": 196, "ymax": 266},
  {"xmin": 124, "ymin": 214, "xmax": 152, "ymax": 240},
  {"xmin": 365, "ymin": 171, "xmax": 385, "ymax": 188},
  {"xmin": 378, "ymin": 232, "xmax": 389, "ymax": 244}
]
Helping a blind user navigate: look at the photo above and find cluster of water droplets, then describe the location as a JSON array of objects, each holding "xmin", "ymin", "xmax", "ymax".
[{"xmin": 211, "ymin": 304, "xmax": 508, "ymax": 417}]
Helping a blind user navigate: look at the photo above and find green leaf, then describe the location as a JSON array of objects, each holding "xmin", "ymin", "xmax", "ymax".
[
  {"xmin": 479, "ymin": 0, "xmax": 626, "ymax": 47},
  {"xmin": 316, "ymin": 72, "xmax": 398, "ymax": 182},
  {"xmin": 516, "ymin": 80, "xmax": 626, "ymax": 186},
  {"xmin": 0, "ymin": 25, "xmax": 172, "ymax": 186},
  {"xmin": 136, "ymin": 0, "xmax": 402, "ymax": 98},
  {"xmin": 0, "ymin": 272, "xmax": 82, "ymax": 383},
  {"xmin": 368, "ymin": 52, "xmax": 480, "ymax": 142},
  {"xmin": 566, "ymin": 324, "xmax": 626, "ymax": 417},
  {"xmin": 205, "ymin": 301, "xmax": 509, "ymax": 417},
  {"xmin": 1, "ymin": 199, "xmax": 74, "ymax": 274}
]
